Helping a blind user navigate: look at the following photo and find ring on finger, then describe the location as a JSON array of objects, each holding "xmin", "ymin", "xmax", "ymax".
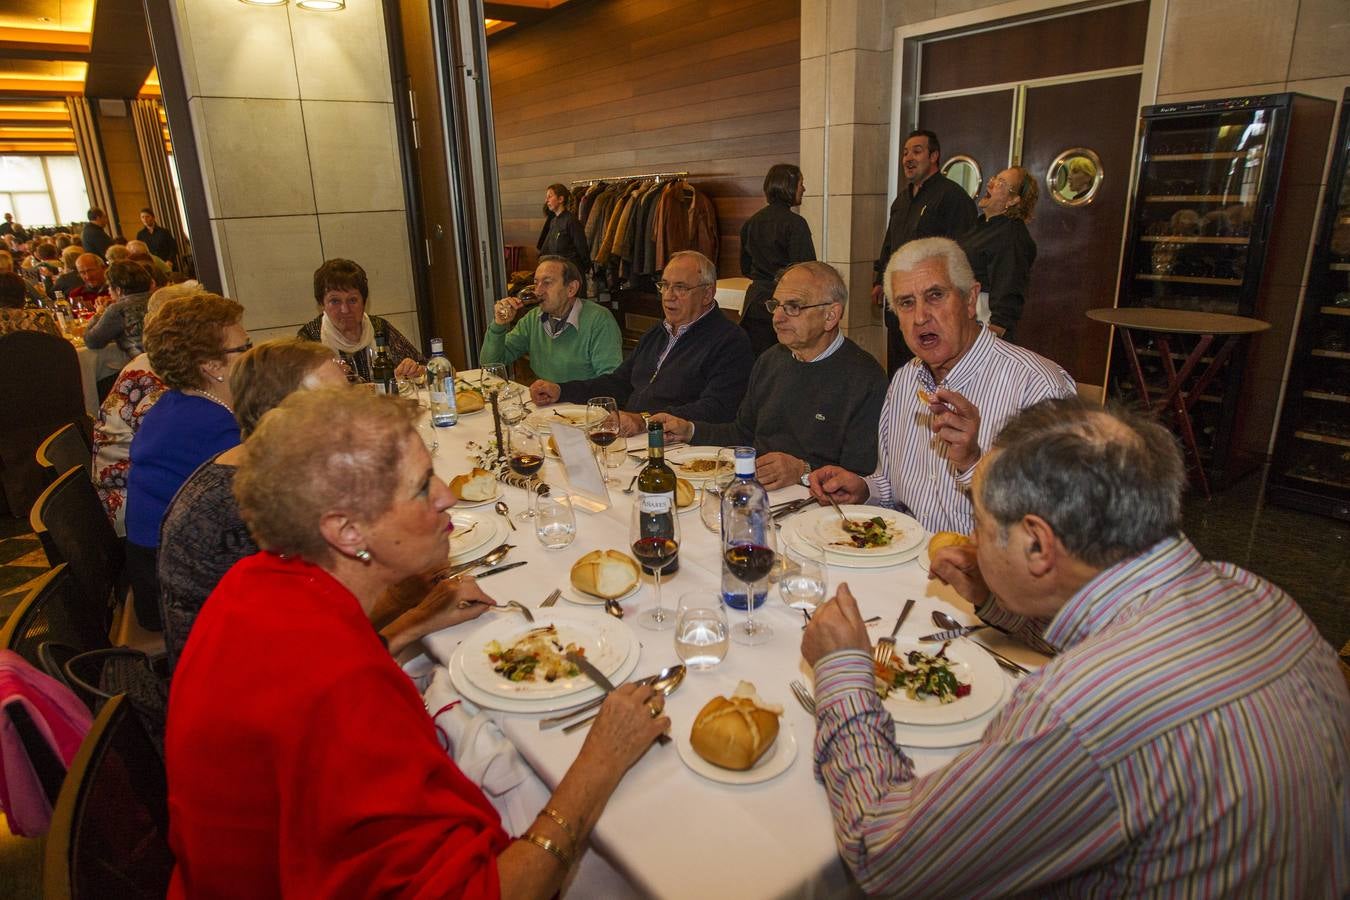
[{"xmin": 647, "ymin": 701, "xmax": 662, "ymax": 719}]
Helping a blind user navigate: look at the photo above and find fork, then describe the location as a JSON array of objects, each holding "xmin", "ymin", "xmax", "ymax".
[
  {"xmin": 458, "ymin": 599, "xmax": 535, "ymax": 623},
  {"xmin": 540, "ymin": 588, "xmax": 562, "ymax": 608},
  {"xmin": 873, "ymin": 598, "xmax": 916, "ymax": 668},
  {"xmin": 790, "ymin": 680, "xmax": 816, "ymax": 714}
]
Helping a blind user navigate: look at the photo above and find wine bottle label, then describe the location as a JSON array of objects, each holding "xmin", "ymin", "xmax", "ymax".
[{"xmin": 639, "ymin": 492, "xmax": 673, "ymax": 514}]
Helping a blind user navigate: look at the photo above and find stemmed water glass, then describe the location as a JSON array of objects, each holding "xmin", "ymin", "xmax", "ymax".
[
  {"xmin": 722, "ymin": 487, "xmax": 777, "ymax": 646},
  {"xmin": 507, "ymin": 424, "xmax": 544, "ymax": 521},
  {"xmin": 586, "ymin": 396, "xmax": 620, "ymax": 485},
  {"xmin": 631, "ymin": 489, "xmax": 679, "ymax": 631},
  {"xmin": 480, "ymin": 363, "xmax": 508, "ymax": 395}
]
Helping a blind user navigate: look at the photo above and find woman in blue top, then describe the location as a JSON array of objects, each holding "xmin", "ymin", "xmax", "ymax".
[{"xmin": 125, "ymin": 293, "xmax": 248, "ymax": 630}]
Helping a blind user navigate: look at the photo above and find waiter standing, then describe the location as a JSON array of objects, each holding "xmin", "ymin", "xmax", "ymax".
[{"xmin": 870, "ymin": 130, "xmax": 977, "ymax": 375}]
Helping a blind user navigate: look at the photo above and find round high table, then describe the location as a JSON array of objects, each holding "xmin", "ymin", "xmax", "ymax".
[{"xmin": 1087, "ymin": 307, "xmax": 1269, "ymax": 498}]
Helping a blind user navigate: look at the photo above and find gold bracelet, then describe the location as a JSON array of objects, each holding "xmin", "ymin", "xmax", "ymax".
[
  {"xmin": 538, "ymin": 807, "xmax": 578, "ymax": 842},
  {"xmin": 521, "ymin": 832, "xmax": 573, "ymax": 869}
]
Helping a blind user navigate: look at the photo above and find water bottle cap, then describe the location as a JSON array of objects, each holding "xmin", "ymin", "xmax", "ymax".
[{"xmin": 429, "ymin": 338, "xmax": 444, "ymax": 353}]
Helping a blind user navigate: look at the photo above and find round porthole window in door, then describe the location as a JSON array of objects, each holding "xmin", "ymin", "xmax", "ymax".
[
  {"xmin": 941, "ymin": 155, "xmax": 983, "ymax": 200},
  {"xmin": 1048, "ymin": 148, "xmax": 1103, "ymax": 207}
]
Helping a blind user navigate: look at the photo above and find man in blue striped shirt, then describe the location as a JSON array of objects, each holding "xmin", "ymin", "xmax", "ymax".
[
  {"xmin": 810, "ymin": 238, "xmax": 1075, "ymax": 535},
  {"xmin": 803, "ymin": 399, "xmax": 1350, "ymax": 896}
]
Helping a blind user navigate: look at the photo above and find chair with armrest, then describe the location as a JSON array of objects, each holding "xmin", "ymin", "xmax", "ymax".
[
  {"xmin": 0, "ymin": 566, "xmax": 110, "ymax": 669},
  {"xmin": 43, "ymin": 693, "xmax": 174, "ymax": 900},
  {"xmin": 29, "ymin": 467, "xmax": 123, "ymax": 639},
  {"xmin": 0, "ymin": 330, "xmax": 88, "ymax": 516},
  {"xmin": 36, "ymin": 422, "xmax": 93, "ymax": 482}
]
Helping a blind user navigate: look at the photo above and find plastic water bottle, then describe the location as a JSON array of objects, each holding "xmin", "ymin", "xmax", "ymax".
[
  {"xmin": 426, "ymin": 338, "xmax": 457, "ymax": 427},
  {"xmin": 720, "ymin": 446, "xmax": 771, "ymax": 611}
]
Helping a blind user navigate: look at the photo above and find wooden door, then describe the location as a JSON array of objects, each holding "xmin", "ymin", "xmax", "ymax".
[
  {"xmin": 915, "ymin": 91, "xmax": 1014, "ymax": 204},
  {"xmin": 1021, "ymin": 74, "xmax": 1141, "ymax": 383}
]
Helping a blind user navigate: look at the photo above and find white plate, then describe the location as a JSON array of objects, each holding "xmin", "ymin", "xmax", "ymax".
[
  {"xmin": 526, "ymin": 404, "xmax": 592, "ymax": 434},
  {"xmin": 893, "ymin": 676, "xmax": 1008, "ymax": 748},
  {"xmin": 783, "ymin": 520, "xmax": 923, "ymax": 570},
  {"xmin": 805, "ymin": 506, "xmax": 925, "ymax": 558},
  {"xmin": 877, "ymin": 638, "xmax": 1003, "ymax": 726},
  {"xmin": 665, "ymin": 448, "xmax": 733, "ymax": 483},
  {"xmin": 563, "ymin": 578, "xmax": 641, "ymax": 607},
  {"xmin": 446, "ymin": 512, "xmax": 498, "ymax": 561},
  {"xmin": 450, "ymin": 482, "xmax": 503, "ymax": 509},
  {"xmin": 675, "ymin": 719, "xmax": 798, "ymax": 785},
  {"xmin": 459, "ymin": 614, "xmax": 635, "ymax": 700},
  {"xmin": 446, "ymin": 621, "xmax": 641, "ymax": 715}
]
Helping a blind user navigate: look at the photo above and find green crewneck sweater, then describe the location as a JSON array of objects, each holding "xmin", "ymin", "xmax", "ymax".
[{"xmin": 479, "ymin": 300, "xmax": 622, "ymax": 383}]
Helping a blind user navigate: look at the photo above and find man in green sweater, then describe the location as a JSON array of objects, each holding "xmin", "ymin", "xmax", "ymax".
[
  {"xmin": 652, "ymin": 261, "xmax": 887, "ymax": 489},
  {"xmin": 480, "ymin": 255, "xmax": 621, "ymax": 383}
]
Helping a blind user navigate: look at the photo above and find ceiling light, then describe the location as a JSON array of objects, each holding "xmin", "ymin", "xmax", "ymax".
[
  {"xmin": 238, "ymin": 0, "xmax": 288, "ymax": 6},
  {"xmin": 296, "ymin": 0, "xmax": 345, "ymax": 8}
]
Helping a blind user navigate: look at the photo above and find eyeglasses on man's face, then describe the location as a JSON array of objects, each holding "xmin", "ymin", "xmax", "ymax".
[
  {"xmin": 655, "ymin": 280, "xmax": 710, "ymax": 297},
  {"xmin": 765, "ymin": 299, "xmax": 830, "ymax": 317}
]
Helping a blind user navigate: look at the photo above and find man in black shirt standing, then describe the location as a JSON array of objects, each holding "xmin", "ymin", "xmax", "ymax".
[
  {"xmin": 870, "ymin": 130, "xmax": 977, "ymax": 376},
  {"xmin": 136, "ymin": 207, "xmax": 180, "ymax": 270},
  {"xmin": 81, "ymin": 208, "xmax": 114, "ymax": 259}
]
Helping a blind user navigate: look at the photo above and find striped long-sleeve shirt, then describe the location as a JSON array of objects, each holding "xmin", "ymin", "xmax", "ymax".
[
  {"xmin": 864, "ymin": 326, "xmax": 1076, "ymax": 535},
  {"xmin": 812, "ymin": 536, "xmax": 1350, "ymax": 897}
]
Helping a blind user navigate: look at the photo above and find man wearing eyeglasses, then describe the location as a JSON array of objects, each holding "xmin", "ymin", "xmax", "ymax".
[
  {"xmin": 530, "ymin": 250, "xmax": 751, "ymax": 436},
  {"xmin": 651, "ymin": 262, "xmax": 886, "ymax": 488}
]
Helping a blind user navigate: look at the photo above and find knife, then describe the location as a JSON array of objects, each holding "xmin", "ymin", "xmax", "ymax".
[
  {"xmin": 565, "ymin": 651, "xmax": 671, "ymax": 745},
  {"xmin": 918, "ymin": 624, "xmax": 988, "ymax": 643},
  {"xmin": 476, "ymin": 561, "xmax": 528, "ymax": 579}
]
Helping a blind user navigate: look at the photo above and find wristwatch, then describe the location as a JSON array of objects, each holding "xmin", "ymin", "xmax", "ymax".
[{"xmin": 800, "ymin": 460, "xmax": 811, "ymax": 487}]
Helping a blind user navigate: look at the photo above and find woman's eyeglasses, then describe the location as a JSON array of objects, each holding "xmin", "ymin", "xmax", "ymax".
[{"xmin": 222, "ymin": 340, "xmax": 253, "ymax": 355}]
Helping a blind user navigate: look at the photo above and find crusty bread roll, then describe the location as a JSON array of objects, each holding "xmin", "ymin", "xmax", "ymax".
[
  {"xmin": 690, "ymin": 681, "xmax": 783, "ymax": 771},
  {"xmin": 570, "ymin": 549, "xmax": 640, "ymax": 600},
  {"xmin": 675, "ymin": 477, "xmax": 696, "ymax": 508},
  {"xmin": 456, "ymin": 390, "xmax": 485, "ymax": 413},
  {"xmin": 927, "ymin": 530, "xmax": 972, "ymax": 564},
  {"xmin": 450, "ymin": 467, "xmax": 497, "ymax": 501}
]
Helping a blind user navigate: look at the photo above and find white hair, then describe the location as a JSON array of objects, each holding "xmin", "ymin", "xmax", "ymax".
[{"xmin": 882, "ymin": 237, "xmax": 977, "ymax": 305}]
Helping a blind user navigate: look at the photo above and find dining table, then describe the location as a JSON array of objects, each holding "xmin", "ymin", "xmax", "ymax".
[{"xmin": 418, "ymin": 373, "xmax": 1049, "ymax": 899}]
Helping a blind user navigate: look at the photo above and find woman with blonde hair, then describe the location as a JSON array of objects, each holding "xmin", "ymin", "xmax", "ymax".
[
  {"xmin": 124, "ymin": 292, "xmax": 248, "ymax": 628},
  {"xmin": 958, "ymin": 165, "xmax": 1039, "ymax": 343},
  {"xmin": 167, "ymin": 388, "xmax": 670, "ymax": 896}
]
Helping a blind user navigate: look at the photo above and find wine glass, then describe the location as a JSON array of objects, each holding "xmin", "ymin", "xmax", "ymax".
[
  {"xmin": 631, "ymin": 489, "xmax": 679, "ymax": 631},
  {"xmin": 334, "ymin": 356, "xmax": 358, "ymax": 384},
  {"xmin": 723, "ymin": 487, "xmax": 777, "ymax": 646},
  {"xmin": 534, "ymin": 489, "xmax": 576, "ymax": 550},
  {"xmin": 675, "ymin": 592, "xmax": 728, "ymax": 670},
  {"xmin": 480, "ymin": 363, "xmax": 508, "ymax": 395},
  {"xmin": 507, "ymin": 424, "xmax": 544, "ymax": 521},
  {"xmin": 586, "ymin": 396, "xmax": 620, "ymax": 484}
]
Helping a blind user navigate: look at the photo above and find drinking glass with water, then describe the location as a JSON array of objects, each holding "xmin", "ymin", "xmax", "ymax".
[
  {"xmin": 675, "ymin": 592, "xmax": 729, "ymax": 670},
  {"xmin": 534, "ymin": 489, "xmax": 576, "ymax": 550},
  {"xmin": 779, "ymin": 543, "xmax": 827, "ymax": 612}
]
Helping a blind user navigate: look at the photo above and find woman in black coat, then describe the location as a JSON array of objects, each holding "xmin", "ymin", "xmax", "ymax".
[
  {"xmin": 537, "ymin": 183, "xmax": 590, "ymax": 283},
  {"xmin": 739, "ymin": 164, "xmax": 816, "ymax": 356}
]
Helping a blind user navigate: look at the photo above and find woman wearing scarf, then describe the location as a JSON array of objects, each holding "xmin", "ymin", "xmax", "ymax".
[{"xmin": 297, "ymin": 258, "xmax": 425, "ymax": 382}]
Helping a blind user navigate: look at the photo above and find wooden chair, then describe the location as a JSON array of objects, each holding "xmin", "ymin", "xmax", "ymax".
[
  {"xmin": 0, "ymin": 566, "xmax": 110, "ymax": 669},
  {"xmin": 29, "ymin": 467, "xmax": 123, "ymax": 639},
  {"xmin": 43, "ymin": 694, "xmax": 174, "ymax": 900},
  {"xmin": 0, "ymin": 330, "xmax": 88, "ymax": 516},
  {"xmin": 36, "ymin": 422, "xmax": 93, "ymax": 482}
]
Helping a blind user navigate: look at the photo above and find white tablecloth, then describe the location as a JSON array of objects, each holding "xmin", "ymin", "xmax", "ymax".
[
  {"xmin": 714, "ymin": 276, "xmax": 750, "ymax": 314},
  {"xmin": 75, "ymin": 343, "xmax": 129, "ymax": 417},
  {"xmin": 425, "ymin": 378, "xmax": 1046, "ymax": 898}
]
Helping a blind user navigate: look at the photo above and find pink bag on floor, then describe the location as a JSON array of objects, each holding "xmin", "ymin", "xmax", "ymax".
[{"xmin": 0, "ymin": 650, "xmax": 93, "ymax": 836}]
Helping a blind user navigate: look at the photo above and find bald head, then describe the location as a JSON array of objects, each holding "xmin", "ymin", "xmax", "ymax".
[
  {"xmin": 126, "ymin": 240, "xmax": 150, "ymax": 256},
  {"xmin": 76, "ymin": 253, "xmax": 106, "ymax": 287}
]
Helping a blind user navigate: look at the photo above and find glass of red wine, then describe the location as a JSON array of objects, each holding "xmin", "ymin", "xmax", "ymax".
[
  {"xmin": 723, "ymin": 497, "xmax": 777, "ymax": 646},
  {"xmin": 507, "ymin": 424, "xmax": 544, "ymax": 521},
  {"xmin": 586, "ymin": 396, "xmax": 621, "ymax": 484},
  {"xmin": 631, "ymin": 492, "xmax": 679, "ymax": 631}
]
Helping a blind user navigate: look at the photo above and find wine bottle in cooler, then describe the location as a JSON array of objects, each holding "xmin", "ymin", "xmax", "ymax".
[
  {"xmin": 635, "ymin": 421, "xmax": 679, "ymax": 575},
  {"xmin": 370, "ymin": 332, "xmax": 395, "ymax": 395},
  {"xmin": 720, "ymin": 446, "xmax": 770, "ymax": 611},
  {"xmin": 425, "ymin": 338, "xmax": 457, "ymax": 427}
]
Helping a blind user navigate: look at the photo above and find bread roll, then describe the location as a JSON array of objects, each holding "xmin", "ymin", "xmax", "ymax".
[
  {"xmin": 675, "ymin": 477, "xmax": 696, "ymax": 508},
  {"xmin": 456, "ymin": 390, "xmax": 486, "ymax": 413},
  {"xmin": 927, "ymin": 530, "xmax": 972, "ymax": 564},
  {"xmin": 450, "ymin": 467, "xmax": 497, "ymax": 501},
  {"xmin": 570, "ymin": 549, "xmax": 640, "ymax": 600},
  {"xmin": 690, "ymin": 681, "xmax": 782, "ymax": 771}
]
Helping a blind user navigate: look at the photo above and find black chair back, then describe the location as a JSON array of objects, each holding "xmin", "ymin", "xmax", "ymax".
[
  {"xmin": 36, "ymin": 423, "xmax": 93, "ymax": 482},
  {"xmin": 43, "ymin": 694, "xmax": 174, "ymax": 900},
  {"xmin": 0, "ymin": 565, "xmax": 110, "ymax": 669},
  {"xmin": 30, "ymin": 467, "xmax": 123, "ymax": 636},
  {"xmin": 0, "ymin": 330, "xmax": 88, "ymax": 516}
]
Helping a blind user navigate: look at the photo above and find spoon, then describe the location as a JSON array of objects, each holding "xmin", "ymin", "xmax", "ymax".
[
  {"xmin": 932, "ymin": 610, "xmax": 988, "ymax": 637},
  {"xmin": 494, "ymin": 500, "xmax": 517, "ymax": 531},
  {"xmin": 931, "ymin": 611, "xmax": 1030, "ymax": 676},
  {"xmin": 622, "ymin": 474, "xmax": 638, "ymax": 495},
  {"xmin": 562, "ymin": 664, "xmax": 687, "ymax": 734},
  {"xmin": 604, "ymin": 598, "xmax": 625, "ymax": 619},
  {"xmin": 825, "ymin": 494, "xmax": 854, "ymax": 527},
  {"xmin": 439, "ymin": 543, "xmax": 512, "ymax": 580}
]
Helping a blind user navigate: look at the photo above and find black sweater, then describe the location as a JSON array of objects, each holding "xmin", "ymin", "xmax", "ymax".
[
  {"xmin": 558, "ymin": 308, "xmax": 751, "ymax": 423},
  {"xmin": 959, "ymin": 214, "xmax": 1036, "ymax": 341},
  {"xmin": 693, "ymin": 338, "xmax": 887, "ymax": 474}
]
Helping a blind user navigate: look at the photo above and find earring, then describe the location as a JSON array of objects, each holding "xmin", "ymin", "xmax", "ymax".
[
  {"xmin": 355, "ymin": 548, "xmax": 372, "ymax": 563},
  {"xmin": 213, "ymin": 373, "xmax": 225, "ymax": 383}
]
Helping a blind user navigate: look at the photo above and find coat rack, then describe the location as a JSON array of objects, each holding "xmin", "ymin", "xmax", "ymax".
[{"xmin": 569, "ymin": 170, "xmax": 690, "ymax": 187}]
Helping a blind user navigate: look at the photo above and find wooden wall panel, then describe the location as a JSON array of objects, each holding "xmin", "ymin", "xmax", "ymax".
[{"xmin": 488, "ymin": 0, "xmax": 800, "ymax": 278}]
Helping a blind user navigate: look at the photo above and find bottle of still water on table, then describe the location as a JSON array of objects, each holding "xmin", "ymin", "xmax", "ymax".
[
  {"xmin": 426, "ymin": 338, "xmax": 457, "ymax": 427},
  {"xmin": 720, "ymin": 447, "xmax": 770, "ymax": 611}
]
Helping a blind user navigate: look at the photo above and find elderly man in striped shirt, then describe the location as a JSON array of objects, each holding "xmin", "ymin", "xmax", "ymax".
[
  {"xmin": 809, "ymin": 237, "xmax": 1075, "ymax": 535},
  {"xmin": 803, "ymin": 399, "xmax": 1350, "ymax": 896}
]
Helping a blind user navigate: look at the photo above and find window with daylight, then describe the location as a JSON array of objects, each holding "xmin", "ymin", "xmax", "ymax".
[{"xmin": 0, "ymin": 155, "xmax": 91, "ymax": 227}]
